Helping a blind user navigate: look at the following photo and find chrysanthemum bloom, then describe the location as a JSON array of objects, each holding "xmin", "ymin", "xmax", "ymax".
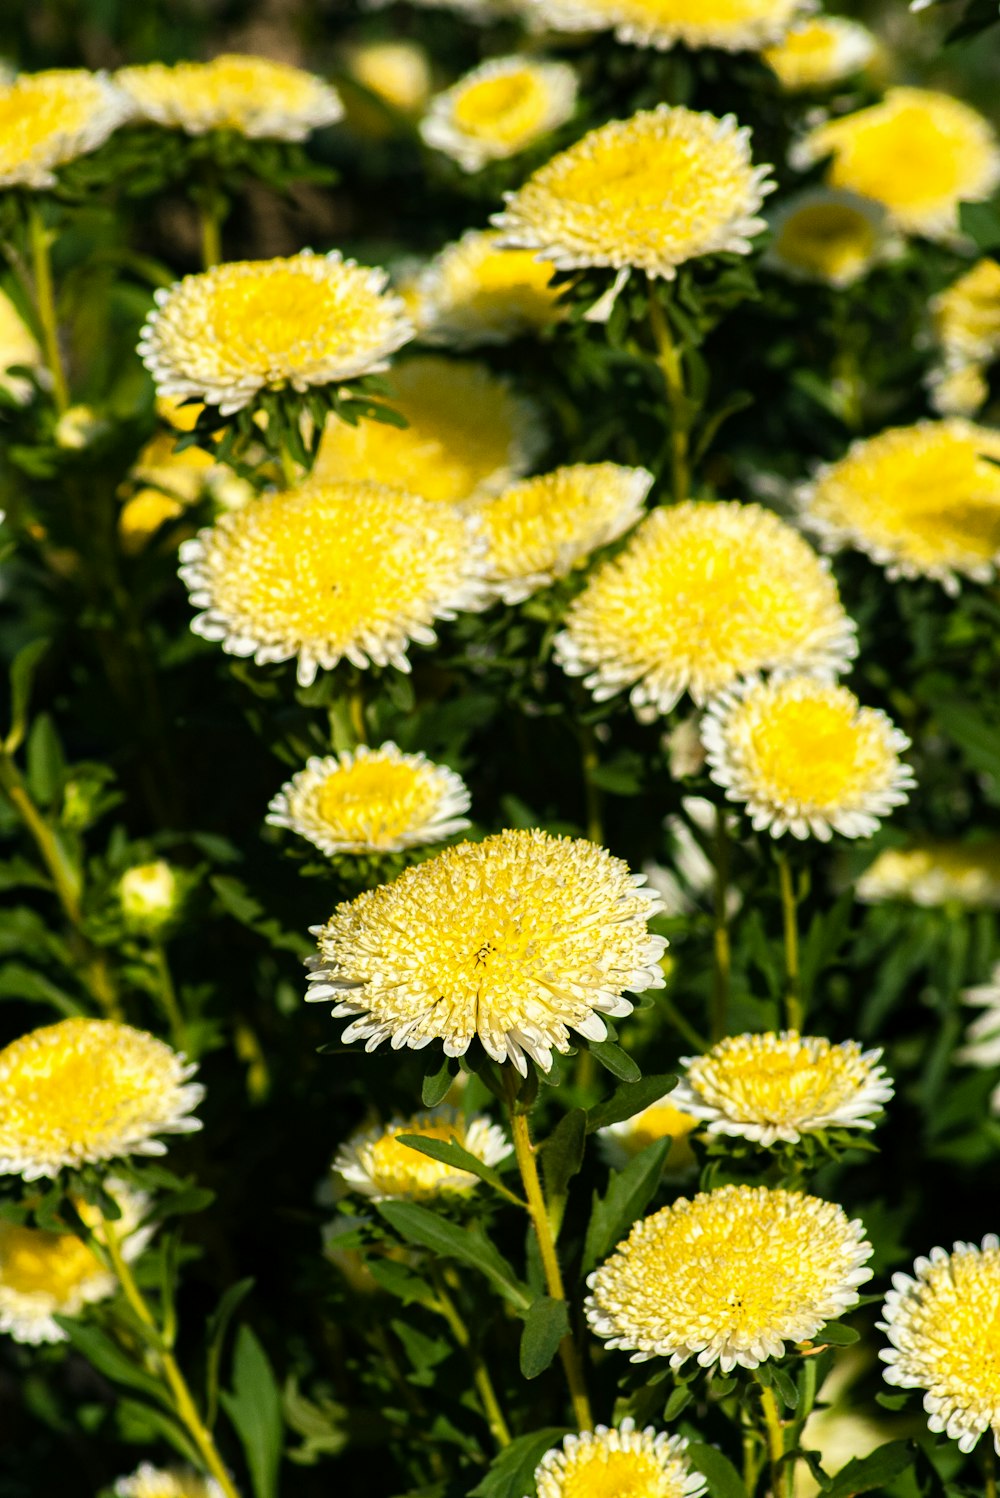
[
  {"xmin": 0, "ymin": 69, "xmax": 131, "ymax": 189},
  {"xmin": 113, "ymin": 1465, "xmax": 224, "ymax": 1498},
  {"xmin": 344, "ymin": 41, "xmax": 432, "ymax": 117},
  {"xmin": 266, "ymin": 743, "xmax": 471, "ymax": 856},
  {"xmin": 0, "ymin": 288, "xmax": 44, "ymax": 405},
  {"xmin": 412, "ymin": 229, "xmax": 564, "ymax": 346},
  {"xmin": 0, "ymin": 1018, "xmax": 203, "ymax": 1181},
  {"xmin": 493, "ymin": 105, "xmax": 774, "ymax": 279},
  {"xmin": 532, "ymin": 1420, "xmax": 706, "ymax": 1498},
  {"xmin": 765, "ymin": 190, "xmax": 900, "ymax": 289},
  {"xmin": 798, "ymin": 420, "xmax": 1000, "ymax": 593},
  {"xmin": 702, "ymin": 676, "xmax": 914, "ymax": 841},
  {"xmin": 138, "ymin": 252, "xmax": 413, "ymax": 417},
  {"xmin": 932, "ymin": 260, "xmax": 1000, "ymax": 365},
  {"xmin": 792, "ymin": 89, "xmax": 1000, "ymax": 240},
  {"xmin": 956, "ymin": 964, "xmax": 1000, "ymax": 1115},
  {"xmin": 554, "ymin": 500, "xmax": 857, "ymax": 722},
  {"xmin": 311, "ymin": 355, "xmax": 544, "ymax": 505},
  {"xmin": 597, "ymin": 1096, "xmax": 699, "ymax": 1175},
  {"xmin": 308, "ymin": 828, "xmax": 667, "ymax": 1075},
  {"xmin": 421, "ymin": 56, "xmax": 577, "ymax": 173},
  {"xmin": 672, "ymin": 1032, "xmax": 894, "ymax": 1146},
  {"xmin": 119, "ymin": 860, "xmax": 181, "ymax": 932},
  {"xmin": 927, "ymin": 362, "xmax": 990, "ymax": 419},
  {"xmin": 879, "ymin": 1236, "xmax": 1000, "ymax": 1453},
  {"xmin": 481, "ymin": 462, "xmax": 652, "ymax": 604},
  {"xmin": 115, "ymin": 55, "xmax": 343, "ymax": 140},
  {"xmin": 762, "ymin": 16, "xmax": 876, "ymax": 90},
  {"xmin": 857, "ymin": 841, "xmax": 1000, "ymax": 909},
  {"xmin": 520, "ymin": 0, "xmax": 808, "ymax": 53},
  {"xmin": 179, "ymin": 480, "xmax": 485, "ymax": 685},
  {"xmin": 333, "ymin": 1105, "xmax": 509, "ymax": 1202},
  {"xmin": 0, "ymin": 1181, "xmax": 150, "ymax": 1345}
]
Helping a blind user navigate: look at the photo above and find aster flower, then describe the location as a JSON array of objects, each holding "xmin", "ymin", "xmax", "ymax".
[
  {"xmin": 312, "ymin": 354, "xmax": 544, "ymax": 505},
  {"xmin": 343, "ymin": 42, "xmax": 432, "ymax": 118},
  {"xmin": 421, "ymin": 56, "xmax": 577, "ymax": 173},
  {"xmin": 532, "ymin": 1420, "xmax": 706, "ymax": 1498},
  {"xmin": 307, "ymin": 828, "xmax": 667, "ymax": 1076},
  {"xmin": 597, "ymin": 1095, "xmax": 699, "ymax": 1175},
  {"xmin": 857, "ymin": 841, "xmax": 1000, "ymax": 909},
  {"xmin": 119, "ymin": 859, "xmax": 182, "ymax": 932},
  {"xmin": 492, "ymin": 105, "xmax": 775, "ymax": 280},
  {"xmin": 113, "ymin": 1465, "xmax": 224, "ymax": 1498},
  {"xmin": 0, "ymin": 1018, "xmax": 203, "ymax": 1182},
  {"xmin": 0, "ymin": 69, "xmax": 131, "ymax": 190},
  {"xmin": 266, "ymin": 743, "xmax": 472, "ymax": 856},
  {"xmin": 115, "ymin": 54, "xmax": 343, "ymax": 140},
  {"xmin": 179, "ymin": 479, "xmax": 486, "ymax": 687},
  {"xmin": 927, "ymin": 362, "xmax": 991, "ymax": 419},
  {"xmin": 879, "ymin": 1236, "xmax": 1000, "ymax": 1454},
  {"xmin": 797, "ymin": 420, "xmax": 1000, "ymax": 593},
  {"xmin": 932, "ymin": 260, "xmax": 1000, "ymax": 366},
  {"xmin": 586, "ymin": 1184, "xmax": 873, "ymax": 1370},
  {"xmin": 792, "ymin": 88, "xmax": 1000, "ymax": 241},
  {"xmin": 137, "ymin": 252, "xmax": 413, "ymax": 417},
  {"xmin": 0, "ymin": 288, "xmax": 44, "ymax": 405},
  {"xmin": 702, "ymin": 676, "xmax": 914, "ymax": 841},
  {"xmin": 411, "ymin": 229, "xmax": 565, "ymax": 346},
  {"xmin": 765, "ymin": 190, "xmax": 901, "ymax": 289},
  {"xmin": 763, "ymin": 16, "xmax": 877, "ymax": 90},
  {"xmin": 332, "ymin": 1105, "xmax": 509, "ymax": 1202},
  {"xmin": 520, "ymin": 0, "xmax": 808, "ymax": 53},
  {"xmin": 480, "ymin": 462, "xmax": 652, "ymax": 604},
  {"xmin": 554, "ymin": 500, "xmax": 857, "ymax": 722},
  {"xmin": 956, "ymin": 964, "xmax": 1000, "ymax": 1115},
  {"xmin": 671, "ymin": 1031, "xmax": 894, "ymax": 1146}
]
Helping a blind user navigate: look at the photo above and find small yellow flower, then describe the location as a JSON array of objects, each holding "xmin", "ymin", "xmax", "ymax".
[
  {"xmin": 932, "ymin": 259, "xmax": 1000, "ymax": 365},
  {"xmin": 0, "ymin": 69, "xmax": 131, "ymax": 190},
  {"xmin": 421, "ymin": 55, "xmax": 577, "ymax": 173},
  {"xmin": 332, "ymin": 1105, "xmax": 509, "ymax": 1202},
  {"xmin": 521, "ymin": 0, "xmax": 809, "ymax": 53},
  {"xmin": 597, "ymin": 1096, "xmax": 700, "ymax": 1175},
  {"xmin": 0, "ymin": 287, "xmax": 43, "ymax": 405},
  {"xmin": 128, "ymin": 431, "xmax": 217, "ymax": 506},
  {"xmin": 344, "ymin": 41, "xmax": 432, "ymax": 117},
  {"xmin": 115, "ymin": 54, "xmax": 343, "ymax": 140},
  {"xmin": 113, "ymin": 1465, "xmax": 224, "ymax": 1498},
  {"xmin": 533, "ymin": 1420, "xmax": 706, "ymax": 1498},
  {"xmin": 766, "ymin": 190, "xmax": 900, "ymax": 289},
  {"xmin": 763, "ymin": 16, "xmax": 877, "ymax": 90},
  {"xmin": 118, "ymin": 490, "xmax": 186, "ymax": 554},
  {"xmin": 927, "ymin": 361, "xmax": 990, "ymax": 418},
  {"xmin": 856, "ymin": 841, "xmax": 1000, "ymax": 909},
  {"xmin": 119, "ymin": 859, "xmax": 181, "ymax": 932},
  {"xmin": 411, "ymin": 229, "xmax": 565, "ymax": 346},
  {"xmin": 156, "ymin": 393, "xmax": 204, "ymax": 432}
]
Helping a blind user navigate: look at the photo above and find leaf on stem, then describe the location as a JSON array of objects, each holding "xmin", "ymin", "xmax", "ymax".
[
  {"xmin": 581, "ymin": 1137, "xmax": 669, "ymax": 1274},
  {"xmin": 221, "ymin": 1325, "xmax": 283, "ymax": 1498},
  {"xmin": 519, "ymin": 1297, "xmax": 570, "ymax": 1380},
  {"xmin": 585, "ymin": 1073, "xmax": 677, "ymax": 1133}
]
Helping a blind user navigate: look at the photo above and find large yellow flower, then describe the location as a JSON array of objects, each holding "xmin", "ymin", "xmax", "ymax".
[
  {"xmin": 0, "ymin": 69, "xmax": 131, "ymax": 189},
  {"xmin": 411, "ymin": 229, "xmax": 565, "ymax": 347},
  {"xmin": 493, "ymin": 105, "xmax": 774, "ymax": 278},
  {"xmin": 765, "ymin": 190, "xmax": 900, "ymax": 289},
  {"xmin": 308, "ymin": 829, "xmax": 667, "ymax": 1076},
  {"xmin": 521, "ymin": 0, "xmax": 808, "ymax": 52},
  {"xmin": 421, "ymin": 55, "xmax": 577, "ymax": 173},
  {"xmin": 113, "ymin": 1466, "xmax": 224, "ymax": 1498},
  {"xmin": 332, "ymin": 1105, "xmax": 509, "ymax": 1202},
  {"xmin": 763, "ymin": 16, "xmax": 876, "ymax": 90},
  {"xmin": 856, "ymin": 840, "xmax": 1000, "ymax": 910},
  {"xmin": 533, "ymin": 1421, "xmax": 706, "ymax": 1498},
  {"xmin": 115, "ymin": 54, "xmax": 343, "ymax": 140}
]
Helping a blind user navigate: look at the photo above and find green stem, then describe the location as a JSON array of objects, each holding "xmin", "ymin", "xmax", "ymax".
[
  {"xmin": 26, "ymin": 198, "xmax": 69, "ymax": 414},
  {"xmin": 710, "ymin": 805, "xmax": 731, "ymax": 1043},
  {"xmin": 199, "ymin": 202, "xmax": 222, "ymax": 271},
  {"xmin": 757, "ymin": 1380, "xmax": 790, "ymax": 1498},
  {"xmin": 776, "ymin": 848, "xmax": 802, "ymax": 1032},
  {"xmin": 655, "ymin": 990, "xmax": 707, "ymax": 1053},
  {"xmin": 429, "ymin": 1266, "xmax": 511, "ymax": 1450},
  {"xmin": 646, "ymin": 281, "xmax": 689, "ymax": 504},
  {"xmin": 348, "ymin": 682, "xmax": 368, "ymax": 747},
  {"xmin": 578, "ymin": 721, "xmax": 604, "ymax": 844},
  {"xmin": 985, "ymin": 1443, "xmax": 997, "ymax": 1498},
  {"xmin": 152, "ymin": 943, "xmax": 187, "ymax": 1054}
]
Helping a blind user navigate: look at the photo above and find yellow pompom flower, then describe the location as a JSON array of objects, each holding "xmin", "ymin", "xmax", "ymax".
[
  {"xmin": 533, "ymin": 1420, "xmax": 706, "ymax": 1498},
  {"xmin": 554, "ymin": 500, "xmax": 856, "ymax": 722},
  {"xmin": 597, "ymin": 1095, "xmax": 700, "ymax": 1175},
  {"xmin": 138, "ymin": 252, "xmax": 413, "ymax": 416},
  {"xmin": 932, "ymin": 259, "xmax": 1000, "ymax": 365},
  {"xmin": 312, "ymin": 355, "xmax": 544, "ymax": 505},
  {"xmin": 332, "ymin": 1105, "xmax": 509, "ymax": 1202},
  {"xmin": 266, "ymin": 743, "xmax": 472, "ymax": 856},
  {"xmin": 113, "ymin": 1466, "xmax": 224, "ymax": 1498},
  {"xmin": 520, "ymin": 0, "xmax": 808, "ymax": 53},
  {"xmin": 492, "ymin": 105, "xmax": 774, "ymax": 279},
  {"xmin": 115, "ymin": 54, "xmax": 343, "ymax": 140},
  {"xmin": 421, "ymin": 56, "xmax": 577, "ymax": 173},
  {"xmin": 0, "ymin": 287, "xmax": 44, "ymax": 405},
  {"xmin": 765, "ymin": 190, "xmax": 900, "ymax": 289},
  {"xmin": 798, "ymin": 420, "xmax": 1000, "ymax": 592},
  {"xmin": 879, "ymin": 1236, "xmax": 1000, "ymax": 1454},
  {"xmin": 0, "ymin": 69, "xmax": 131, "ymax": 190},
  {"xmin": 308, "ymin": 828, "xmax": 667, "ymax": 1076},
  {"xmin": 763, "ymin": 16, "xmax": 877, "ymax": 91},
  {"xmin": 856, "ymin": 841, "xmax": 1000, "ymax": 909},
  {"xmin": 412, "ymin": 229, "xmax": 565, "ymax": 346},
  {"xmin": 793, "ymin": 88, "xmax": 1000, "ymax": 241},
  {"xmin": 0, "ymin": 1018, "xmax": 204, "ymax": 1182},
  {"xmin": 344, "ymin": 41, "xmax": 432, "ymax": 117}
]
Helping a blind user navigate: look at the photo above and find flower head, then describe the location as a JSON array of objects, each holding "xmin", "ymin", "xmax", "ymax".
[
  {"xmin": 0, "ymin": 287, "xmax": 44, "ymax": 405},
  {"xmin": 333, "ymin": 1105, "xmax": 509, "ymax": 1202},
  {"xmin": 0, "ymin": 1018, "xmax": 203, "ymax": 1181},
  {"xmin": 119, "ymin": 859, "xmax": 181, "ymax": 932},
  {"xmin": 702, "ymin": 676, "xmax": 913, "ymax": 841},
  {"xmin": 493, "ymin": 105, "xmax": 774, "ymax": 279},
  {"xmin": 793, "ymin": 88, "xmax": 1000, "ymax": 240},
  {"xmin": 312, "ymin": 354, "xmax": 543, "ymax": 505},
  {"xmin": 798, "ymin": 420, "xmax": 1000, "ymax": 593},
  {"xmin": 532, "ymin": 1420, "xmax": 706, "ymax": 1498},
  {"xmin": 554, "ymin": 500, "xmax": 856, "ymax": 722},
  {"xmin": 266, "ymin": 743, "xmax": 471, "ymax": 856},
  {"xmin": 765, "ymin": 190, "xmax": 900, "ymax": 289},
  {"xmin": 597, "ymin": 1096, "xmax": 700, "ymax": 1175},
  {"xmin": 763, "ymin": 16, "xmax": 877, "ymax": 90},
  {"xmin": 956, "ymin": 965, "xmax": 1000, "ymax": 1116},
  {"xmin": 421, "ymin": 56, "xmax": 577, "ymax": 173},
  {"xmin": 927, "ymin": 362, "xmax": 991, "ymax": 418},
  {"xmin": 856, "ymin": 841, "xmax": 1000, "ymax": 909},
  {"xmin": 116, "ymin": 54, "xmax": 343, "ymax": 140},
  {"xmin": 879, "ymin": 1236, "xmax": 1000, "ymax": 1454},
  {"xmin": 411, "ymin": 229, "xmax": 565, "ymax": 346},
  {"xmin": 0, "ymin": 69, "xmax": 131, "ymax": 190},
  {"xmin": 521, "ymin": 0, "xmax": 808, "ymax": 53},
  {"xmin": 344, "ymin": 42, "xmax": 432, "ymax": 118},
  {"xmin": 932, "ymin": 259, "xmax": 1000, "ymax": 365},
  {"xmin": 138, "ymin": 252, "xmax": 413, "ymax": 416},
  {"xmin": 308, "ymin": 828, "xmax": 667, "ymax": 1076},
  {"xmin": 113, "ymin": 1466, "xmax": 224, "ymax": 1498}
]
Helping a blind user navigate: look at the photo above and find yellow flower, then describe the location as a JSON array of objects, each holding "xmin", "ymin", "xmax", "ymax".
[
  {"xmin": 332, "ymin": 1105, "xmax": 509, "ymax": 1202},
  {"xmin": 118, "ymin": 489, "xmax": 186, "ymax": 554},
  {"xmin": 533, "ymin": 1420, "xmax": 706, "ymax": 1498},
  {"xmin": 344, "ymin": 41, "xmax": 432, "ymax": 117},
  {"xmin": 927, "ymin": 361, "xmax": 990, "ymax": 418},
  {"xmin": 932, "ymin": 259, "xmax": 1000, "ymax": 365},
  {"xmin": 0, "ymin": 1018, "xmax": 203, "ymax": 1182},
  {"xmin": 702, "ymin": 676, "xmax": 914, "ymax": 841},
  {"xmin": 597, "ymin": 1097, "xmax": 700, "ymax": 1175},
  {"xmin": 113, "ymin": 1466, "xmax": 224, "ymax": 1498},
  {"xmin": 308, "ymin": 828, "xmax": 667, "ymax": 1076},
  {"xmin": 763, "ymin": 16, "xmax": 877, "ymax": 90},
  {"xmin": 119, "ymin": 860, "xmax": 181, "ymax": 931},
  {"xmin": 156, "ymin": 393, "xmax": 204, "ymax": 432},
  {"xmin": 856, "ymin": 841, "xmax": 1000, "ymax": 909},
  {"xmin": 554, "ymin": 500, "xmax": 856, "ymax": 721},
  {"xmin": 797, "ymin": 419, "xmax": 1000, "ymax": 592},
  {"xmin": 128, "ymin": 431, "xmax": 217, "ymax": 506},
  {"xmin": 793, "ymin": 88, "xmax": 1000, "ymax": 240},
  {"xmin": 0, "ymin": 69, "xmax": 131, "ymax": 190},
  {"xmin": 138, "ymin": 252, "xmax": 413, "ymax": 416},
  {"xmin": 411, "ymin": 229, "xmax": 565, "ymax": 346},
  {"xmin": 520, "ymin": 0, "xmax": 808, "ymax": 52},
  {"xmin": 0, "ymin": 287, "xmax": 43, "ymax": 404},
  {"xmin": 766, "ymin": 190, "xmax": 900, "ymax": 289},
  {"xmin": 311, "ymin": 354, "xmax": 544, "ymax": 505},
  {"xmin": 672, "ymin": 1031, "xmax": 894, "ymax": 1145},
  {"xmin": 879, "ymin": 1236, "xmax": 1000, "ymax": 1454},
  {"xmin": 421, "ymin": 56, "xmax": 577, "ymax": 173},
  {"xmin": 493, "ymin": 105, "xmax": 774, "ymax": 278},
  {"xmin": 266, "ymin": 743, "xmax": 471, "ymax": 855},
  {"xmin": 585, "ymin": 1184, "xmax": 873, "ymax": 1370},
  {"xmin": 178, "ymin": 479, "xmax": 487, "ymax": 686},
  {"xmin": 115, "ymin": 54, "xmax": 343, "ymax": 140}
]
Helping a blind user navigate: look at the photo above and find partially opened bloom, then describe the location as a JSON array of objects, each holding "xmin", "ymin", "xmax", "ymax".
[
  {"xmin": 532, "ymin": 1420, "xmax": 706, "ymax": 1498},
  {"xmin": 333, "ymin": 1105, "xmax": 509, "ymax": 1201},
  {"xmin": 308, "ymin": 828, "xmax": 667, "ymax": 1075},
  {"xmin": 0, "ymin": 287, "xmax": 44, "ymax": 404},
  {"xmin": 702, "ymin": 676, "xmax": 914, "ymax": 841},
  {"xmin": 586, "ymin": 1184, "xmax": 873, "ymax": 1370},
  {"xmin": 856, "ymin": 840, "xmax": 1000, "ymax": 909},
  {"xmin": 932, "ymin": 260, "xmax": 1000, "ymax": 365},
  {"xmin": 412, "ymin": 229, "xmax": 565, "ymax": 346},
  {"xmin": 119, "ymin": 859, "xmax": 181, "ymax": 932},
  {"xmin": 480, "ymin": 462, "xmax": 652, "ymax": 604},
  {"xmin": 554, "ymin": 500, "xmax": 856, "ymax": 721},
  {"xmin": 178, "ymin": 479, "xmax": 487, "ymax": 686},
  {"xmin": 493, "ymin": 105, "xmax": 774, "ymax": 279},
  {"xmin": 672, "ymin": 1032, "xmax": 894, "ymax": 1145},
  {"xmin": 763, "ymin": 16, "xmax": 877, "ymax": 90},
  {"xmin": 421, "ymin": 56, "xmax": 577, "ymax": 173},
  {"xmin": 765, "ymin": 190, "xmax": 900, "ymax": 289},
  {"xmin": 343, "ymin": 42, "xmax": 432, "ymax": 118},
  {"xmin": 798, "ymin": 420, "xmax": 1000, "ymax": 592},
  {"xmin": 266, "ymin": 743, "xmax": 471, "ymax": 855},
  {"xmin": 113, "ymin": 1466, "xmax": 224, "ymax": 1498},
  {"xmin": 116, "ymin": 54, "xmax": 343, "ymax": 139},
  {"xmin": 957, "ymin": 965, "xmax": 1000, "ymax": 1114},
  {"xmin": 0, "ymin": 1018, "xmax": 203, "ymax": 1181},
  {"xmin": 521, "ymin": 0, "xmax": 807, "ymax": 52},
  {"xmin": 138, "ymin": 252, "xmax": 413, "ymax": 416},
  {"xmin": 0, "ymin": 69, "xmax": 131, "ymax": 189},
  {"xmin": 597, "ymin": 1095, "xmax": 699, "ymax": 1174},
  {"xmin": 879, "ymin": 1237, "xmax": 1000, "ymax": 1454}
]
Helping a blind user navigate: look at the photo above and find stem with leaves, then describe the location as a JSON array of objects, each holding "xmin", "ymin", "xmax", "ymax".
[
  {"xmin": 776, "ymin": 848, "xmax": 802, "ymax": 1032},
  {"xmin": 26, "ymin": 197, "xmax": 69, "ymax": 414},
  {"xmin": 756, "ymin": 1378, "xmax": 792, "ymax": 1498},
  {"xmin": 646, "ymin": 282, "xmax": 690, "ymax": 504},
  {"xmin": 428, "ymin": 1264, "xmax": 511, "ymax": 1450}
]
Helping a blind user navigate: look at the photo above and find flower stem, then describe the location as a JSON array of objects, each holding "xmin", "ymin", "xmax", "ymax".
[
  {"xmin": 349, "ymin": 681, "xmax": 368, "ymax": 746},
  {"xmin": 985, "ymin": 1444, "xmax": 997, "ymax": 1498},
  {"xmin": 26, "ymin": 197, "xmax": 69, "ymax": 414},
  {"xmin": 757, "ymin": 1379, "xmax": 790, "ymax": 1498},
  {"xmin": 429, "ymin": 1266, "xmax": 511, "ymax": 1450},
  {"xmin": 655, "ymin": 989, "xmax": 707, "ymax": 1053},
  {"xmin": 710, "ymin": 804, "xmax": 731, "ymax": 1043},
  {"xmin": 776, "ymin": 848, "xmax": 802, "ymax": 1032},
  {"xmin": 646, "ymin": 281, "xmax": 689, "ymax": 504},
  {"xmin": 199, "ymin": 202, "xmax": 223, "ymax": 271},
  {"xmin": 151, "ymin": 943, "xmax": 187, "ymax": 1054}
]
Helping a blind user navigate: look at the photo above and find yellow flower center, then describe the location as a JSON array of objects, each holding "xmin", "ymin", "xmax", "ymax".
[
  {"xmin": 0, "ymin": 1220, "xmax": 101, "ymax": 1302},
  {"xmin": 687, "ymin": 1036, "xmax": 875, "ymax": 1128},
  {"xmin": 312, "ymin": 758, "xmax": 442, "ymax": 846},
  {"xmin": 626, "ymin": 1103, "xmax": 698, "ymax": 1154},
  {"xmin": 0, "ymin": 72, "xmax": 103, "ymax": 174},
  {"xmin": 560, "ymin": 1447, "xmax": 673, "ymax": 1498},
  {"xmin": 181, "ymin": 56, "xmax": 328, "ymax": 128},
  {"xmin": 934, "ymin": 258, "xmax": 1000, "ymax": 357},
  {"xmin": 901, "ymin": 1248, "xmax": 1000, "ymax": 1411},
  {"xmin": 367, "ymin": 1121, "xmax": 471, "ymax": 1196},
  {"xmin": 772, "ymin": 202, "xmax": 878, "ymax": 283},
  {"xmin": 452, "ymin": 68, "xmax": 551, "ymax": 146},
  {"xmin": 734, "ymin": 686, "xmax": 897, "ymax": 812}
]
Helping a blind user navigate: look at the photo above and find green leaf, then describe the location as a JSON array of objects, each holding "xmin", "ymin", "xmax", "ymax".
[
  {"xmin": 519, "ymin": 1298, "xmax": 569, "ymax": 1380},
  {"xmin": 377, "ymin": 1201, "xmax": 532, "ymax": 1311},
  {"xmin": 220, "ymin": 1325, "xmax": 283, "ymax": 1498},
  {"xmin": 686, "ymin": 1442, "xmax": 748, "ymax": 1498},
  {"xmin": 540, "ymin": 1109, "xmax": 587, "ymax": 1210},
  {"xmin": 395, "ymin": 1134, "xmax": 522, "ymax": 1206},
  {"xmin": 366, "ymin": 1257, "xmax": 439, "ymax": 1309},
  {"xmin": 959, "ymin": 199, "xmax": 1000, "ymax": 249},
  {"xmin": 813, "ymin": 1320, "xmax": 860, "ymax": 1346},
  {"xmin": 204, "ymin": 1277, "xmax": 254, "ymax": 1425},
  {"xmin": 587, "ymin": 1039, "xmax": 641, "ymax": 1083},
  {"xmin": 586, "ymin": 1074, "xmax": 677, "ymax": 1134},
  {"xmin": 116, "ymin": 1397, "xmax": 204, "ymax": 1468},
  {"xmin": 468, "ymin": 1428, "xmax": 570, "ymax": 1498},
  {"xmin": 25, "ymin": 713, "xmax": 65, "ymax": 807},
  {"xmin": 581, "ymin": 1137, "xmax": 670, "ymax": 1274},
  {"xmin": 55, "ymin": 1320, "xmax": 169, "ymax": 1406},
  {"xmin": 5, "ymin": 637, "xmax": 48, "ymax": 754},
  {"xmin": 662, "ymin": 1385, "xmax": 693, "ymax": 1421},
  {"xmin": 0, "ymin": 962, "xmax": 84, "ymax": 1016},
  {"xmin": 421, "ymin": 1054, "xmax": 455, "ymax": 1108},
  {"xmin": 822, "ymin": 1440, "xmax": 914, "ymax": 1498}
]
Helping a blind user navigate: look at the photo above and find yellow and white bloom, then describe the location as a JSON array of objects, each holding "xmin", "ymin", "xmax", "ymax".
[
  {"xmin": 931, "ymin": 259, "xmax": 1000, "ymax": 365},
  {"xmin": 119, "ymin": 859, "xmax": 181, "ymax": 932},
  {"xmin": 763, "ymin": 16, "xmax": 877, "ymax": 91},
  {"xmin": 856, "ymin": 841, "xmax": 1000, "ymax": 909},
  {"xmin": 421, "ymin": 56, "xmax": 577, "ymax": 173},
  {"xmin": 957, "ymin": 964, "xmax": 1000, "ymax": 1115},
  {"xmin": 521, "ymin": 0, "xmax": 809, "ymax": 53},
  {"xmin": 533, "ymin": 1420, "xmax": 706, "ymax": 1498},
  {"xmin": 597, "ymin": 1094, "xmax": 700, "ymax": 1175},
  {"xmin": 927, "ymin": 362, "xmax": 990, "ymax": 418},
  {"xmin": 343, "ymin": 42, "xmax": 432, "ymax": 118},
  {"xmin": 0, "ymin": 288, "xmax": 44, "ymax": 404},
  {"xmin": 765, "ymin": 190, "xmax": 900, "ymax": 289},
  {"xmin": 411, "ymin": 229, "xmax": 565, "ymax": 346},
  {"xmin": 113, "ymin": 1465, "xmax": 224, "ymax": 1498},
  {"xmin": 116, "ymin": 54, "xmax": 343, "ymax": 140},
  {"xmin": 0, "ymin": 69, "xmax": 131, "ymax": 190},
  {"xmin": 333, "ymin": 1105, "xmax": 509, "ymax": 1202}
]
